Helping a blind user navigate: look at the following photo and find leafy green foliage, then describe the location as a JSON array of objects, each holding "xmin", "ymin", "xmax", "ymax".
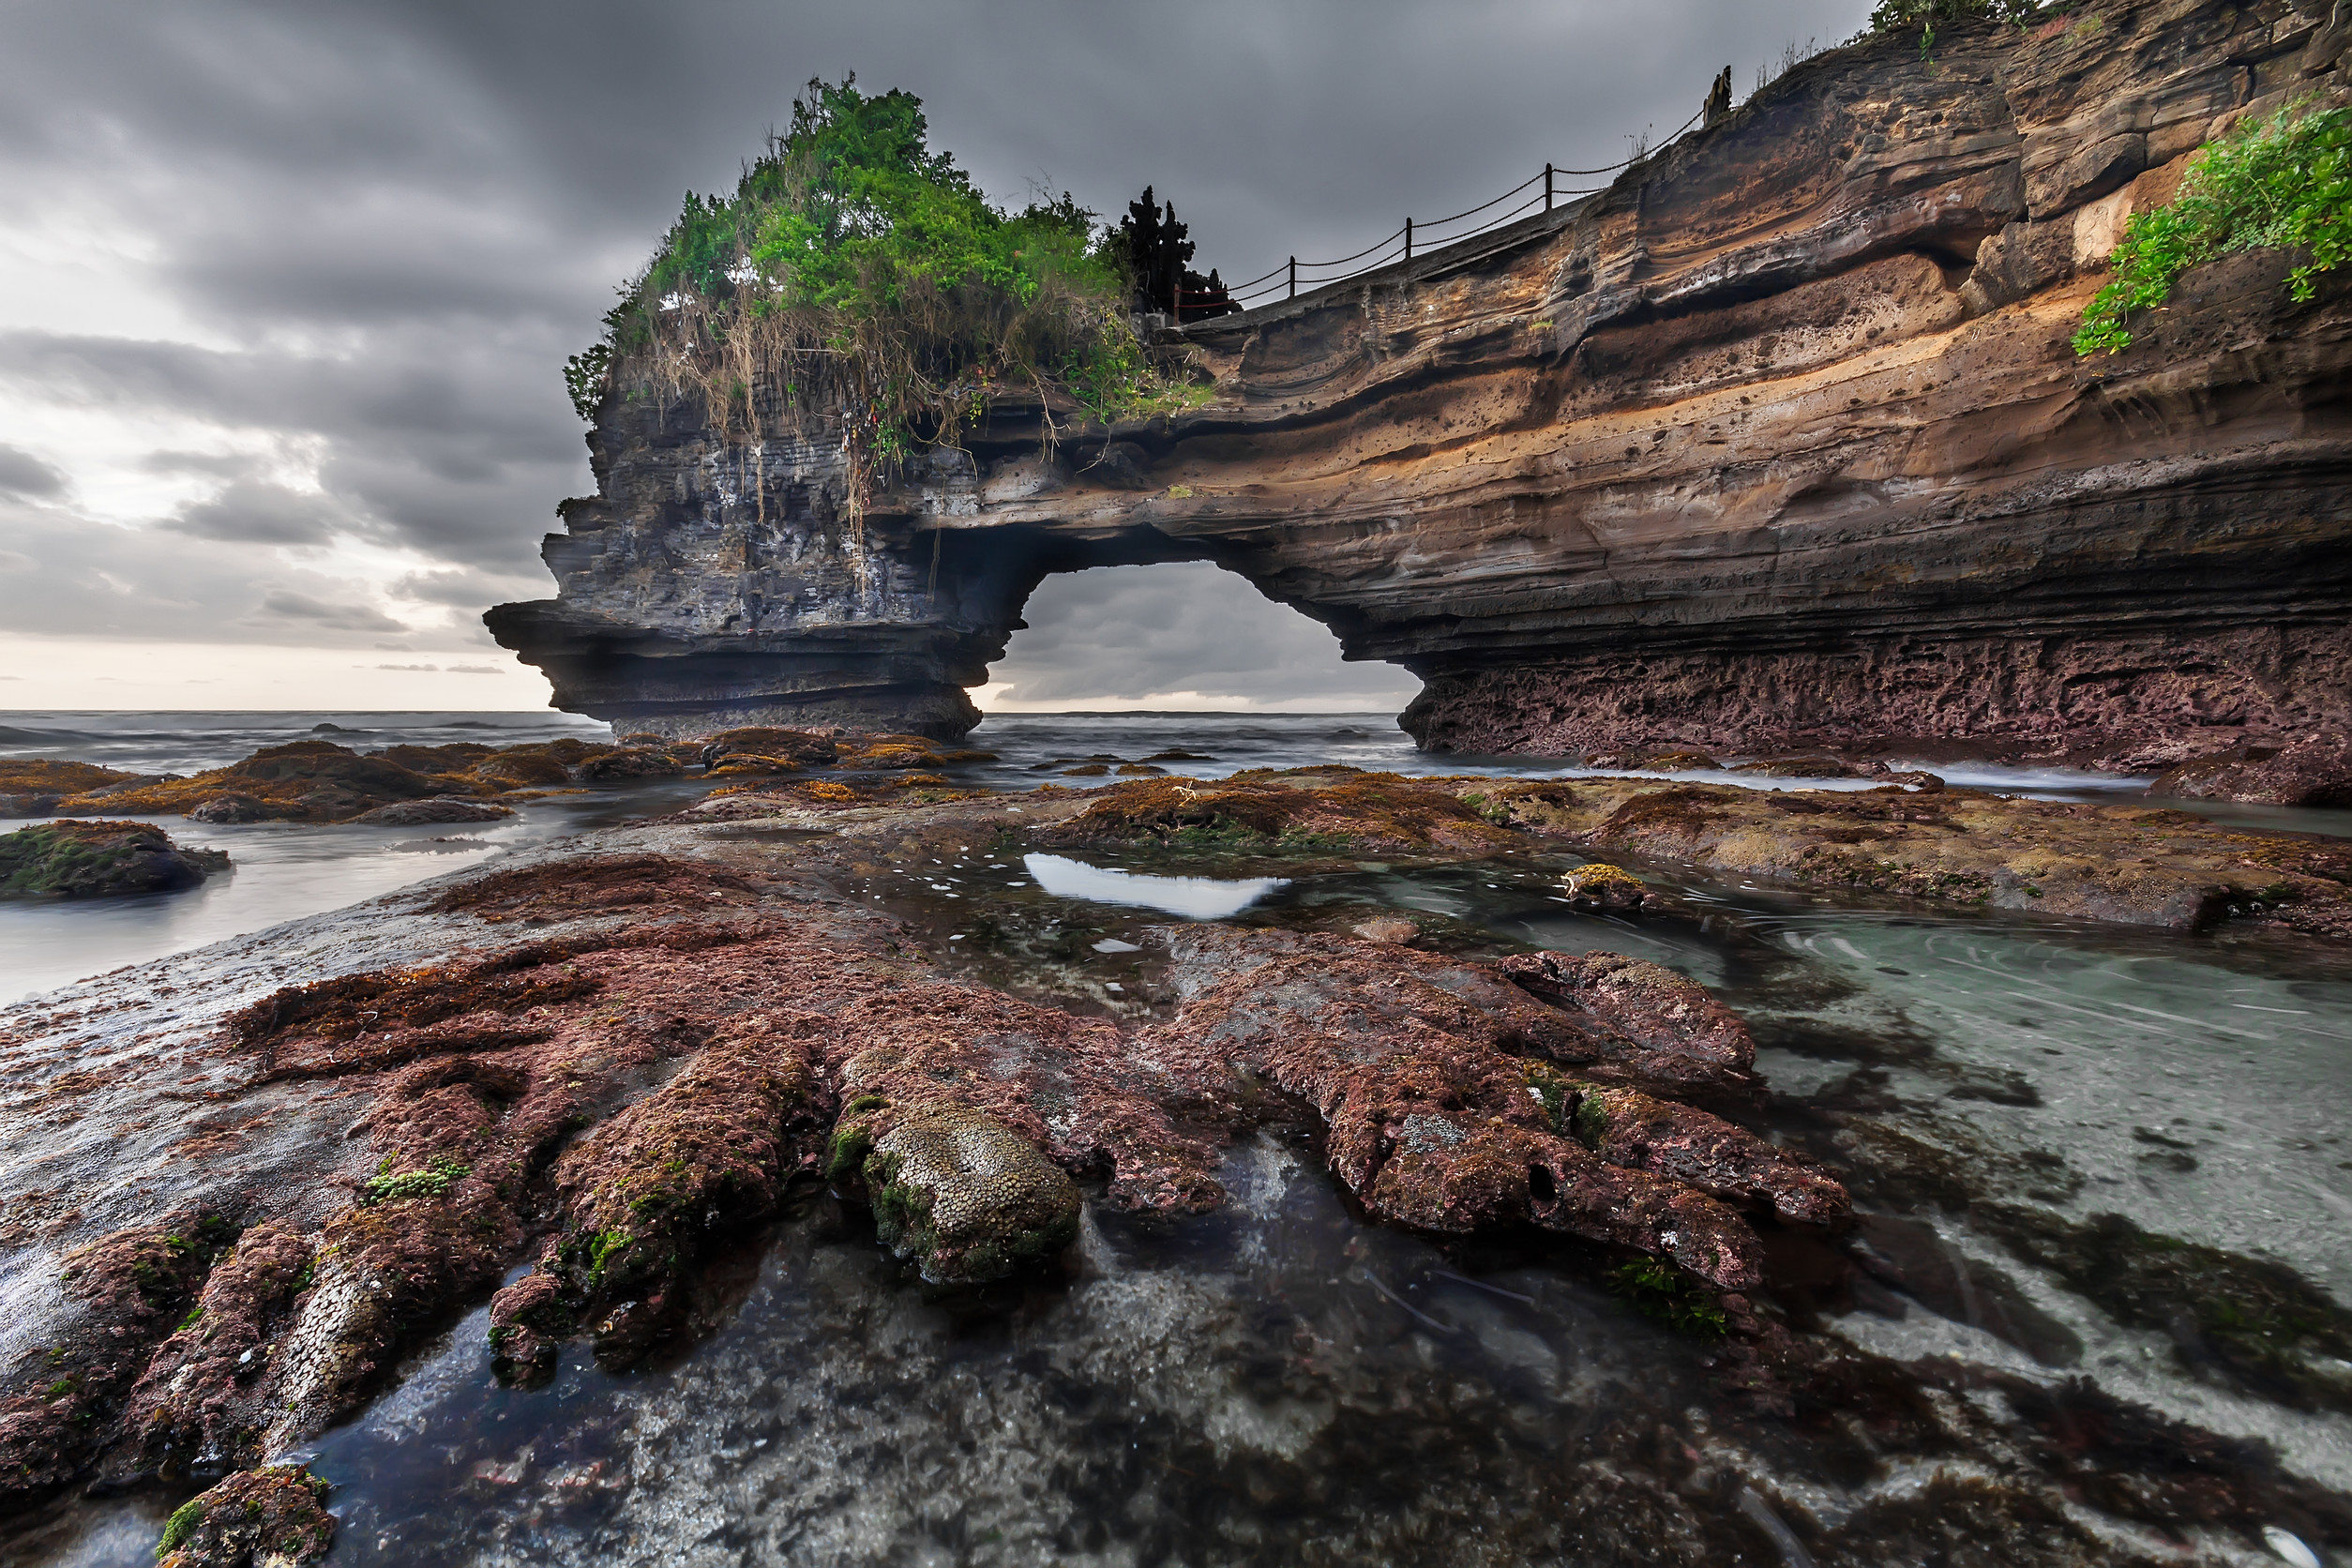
[
  {"xmin": 1606, "ymin": 1258, "xmax": 1729, "ymax": 1337},
  {"xmin": 563, "ymin": 342, "xmax": 611, "ymax": 421},
  {"xmin": 2075, "ymin": 105, "xmax": 2352, "ymax": 354},
  {"xmin": 1862, "ymin": 0, "xmax": 2038, "ymax": 54},
  {"xmin": 574, "ymin": 75, "xmax": 1201, "ymax": 478}
]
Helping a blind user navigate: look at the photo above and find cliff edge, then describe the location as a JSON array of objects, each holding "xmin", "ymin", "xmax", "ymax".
[{"xmin": 489, "ymin": 0, "xmax": 2352, "ymax": 787}]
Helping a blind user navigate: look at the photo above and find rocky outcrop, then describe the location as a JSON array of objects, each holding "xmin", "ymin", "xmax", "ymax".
[
  {"xmin": 0, "ymin": 820, "xmax": 229, "ymax": 897},
  {"xmin": 490, "ymin": 0, "xmax": 2352, "ymax": 788}
]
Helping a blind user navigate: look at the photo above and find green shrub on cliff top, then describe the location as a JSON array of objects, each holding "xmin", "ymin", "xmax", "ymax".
[
  {"xmin": 1862, "ymin": 0, "xmax": 2038, "ymax": 54},
  {"xmin": 577, "ymin": 76, "xmax": 1197, "ymax": 482},
  {"xmin": 2074, "ymin": 105, "xmax": 2352, "ymax": 354}
]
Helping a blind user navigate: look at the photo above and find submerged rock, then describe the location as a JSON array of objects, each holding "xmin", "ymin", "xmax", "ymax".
[{"xmin": 0, "ymin": 819, "xmax": 228, "ymax": 897}]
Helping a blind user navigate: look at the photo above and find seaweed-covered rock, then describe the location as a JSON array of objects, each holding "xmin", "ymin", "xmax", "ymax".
[
  {"xmin": 0, "ymin": 1211, "xmax": 240, "ymax": 1499},
  {"xmin": 343, "ymin": 797, "xmax": 516, "ymax": 825},
  {"xmin": 0, "ymin": 819, "xmax": 229, "ymax": 897},
  {"xmin": 699, "ymin": 726, "xmax": 840, "ymax": 768},
  {"xmin": 1498, "ymin": 950, "xmax": 1756, "ymax": 1084},
  {"xmin": 855, "ymin": 1103, "xmax": 1080, "ymax": 1284},
  {"xmin": 1560, "ymin": 862, "xmax": 1655, "ymax": 912},
  {"xmin": 56, "ymin": 742, "xmax": 451, "ymax": 823},
  {"xmin": 514, "ymin": 1015, "xmax": 823, "ymax": 1371},
  {"xmin": 1477, "ymin": 776, "xmax": 2352, "ymax": 939},
  {"xmin": 0, "ymin": 758, "xmax": 141, "ymax": 816},
  {"xmin": 1560, "ymin": 1082, "xmax": 1847, "ymax": 1226},
  {"xmin": 261, "ymin": 1187, "xmax": 515, "ymax": 1449},
  {"xmin": 1141, "ymin": 927, "xmax": 1839, "ymax": 1289},
  {"xmin": 569, "ymin": 746, "xmax": 684, "ymax": 781},
  {"xmin": 1044, "ymin": 768, "xmax": 1517, "ymax": 854},
  {"xmin": 118, "ymin": 1221, "xmax": 317, "ymax": 1478},
  {"xmin": 154, "ymin": 1464, "xmax": 334, "ymax": 1568}
]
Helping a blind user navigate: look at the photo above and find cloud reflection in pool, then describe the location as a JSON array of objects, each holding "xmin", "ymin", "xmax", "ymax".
[{"xmin": 1021, "ymin": 852, "xmax": 1288, "ymax": 920}]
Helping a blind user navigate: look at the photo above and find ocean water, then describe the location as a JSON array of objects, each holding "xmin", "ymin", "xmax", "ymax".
[
  {"xmin": 5, "ymin": 709, "xmax": 2348, "ymax": 1006},
  {"xmin": 1, "ymin": 712, "xmax": 2349, "ymax": 1564}
]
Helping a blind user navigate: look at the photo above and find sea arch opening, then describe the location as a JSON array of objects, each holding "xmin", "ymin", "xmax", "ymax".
[{"xmin": 975, "ymin": 560, "xmax": 1422, "ymax": 716}]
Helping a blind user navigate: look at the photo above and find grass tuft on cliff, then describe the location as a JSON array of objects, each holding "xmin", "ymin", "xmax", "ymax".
[
  {"xmin": 2075, "ymin": 105, "xmax": 2352, "ymax": 354},
  {"xmin": 576, "ymin": 75, "xmax": 1200, "ymax": 479}
]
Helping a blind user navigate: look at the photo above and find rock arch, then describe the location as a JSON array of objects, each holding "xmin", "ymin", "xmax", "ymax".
[{"xmin": 491, "ymin": 0, "xmax": 2352, "ymax": 761}]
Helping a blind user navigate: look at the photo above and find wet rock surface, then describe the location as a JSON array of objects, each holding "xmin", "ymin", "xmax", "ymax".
[
  {"xmin": 0, "ymin": 769, "xmax": 2344, "ymax": 1563},
  {"xmin": 153, "ymin": 1463, "xmax": 333, "ymax": 1567},
  {"xmin": 0, "ymin": 820, "xmax": 229, "ymax": 897},
  {"xmin": 1477, "ymin": 774, "xmax": 2352, "ymax": 938},
  {"xmin": 857, "ymin": 1104, "xmax": 1081, "ymax": 1284}
]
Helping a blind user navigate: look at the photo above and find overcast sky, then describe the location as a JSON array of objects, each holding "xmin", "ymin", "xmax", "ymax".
[{"xmin": 0, "ymin": 0, "xmax": 1867, "ymax": 715}]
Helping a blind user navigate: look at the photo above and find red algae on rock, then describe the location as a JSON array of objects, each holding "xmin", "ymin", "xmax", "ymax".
[
  {"xmin": 1139, "ymin": 927, "xmax": 1847, "ymax": 1290},
  {"xmin": 420, "ymin": 852, "xmax": 770, "ymax": 924},
  {"xmin": 118, "ymin": 1220, "xmax": 316, "ymax": 1478},
  {"xmin": 499, "ymin": 1012, "xmax": 828, "ymax": 1374},
  {"xmin": 0, "ymin": 1209, "xmax": 239, "ymax": 1499},
  {"xmin": 819, "ymin": 981, "xmax": 1226, "ymax": 1219},
  {"xmin": 1497, "ymin": 950, "xmax": 1756, "ymax": 1087}
]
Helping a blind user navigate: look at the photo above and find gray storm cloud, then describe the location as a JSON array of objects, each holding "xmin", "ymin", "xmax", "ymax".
[{"xmin": 0, "ymin": 0, "xmax": 1868, "ymax": 690}]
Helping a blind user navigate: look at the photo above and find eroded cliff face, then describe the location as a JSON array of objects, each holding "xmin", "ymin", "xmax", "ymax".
[{"xmin": 490, "ymin": 0, "xmax": 2352, "ymax": 767}]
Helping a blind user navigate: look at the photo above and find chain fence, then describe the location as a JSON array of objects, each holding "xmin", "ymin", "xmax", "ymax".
[{"xmin": 1175, "ymin": 103, "xmax": 1710, "ymax": 316}]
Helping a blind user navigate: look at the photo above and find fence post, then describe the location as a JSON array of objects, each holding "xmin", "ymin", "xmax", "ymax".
[
  {"xmin": 1404, "ymin": 217, "xmax": 1412, "ymax": 263},
  {"xmin": 1289, "ymin": 256, "xmax": 1296, "ymax": 299},
  {"xmin": 1545, "ymin": 163, "xmax": 1553, "ymax": 211}
]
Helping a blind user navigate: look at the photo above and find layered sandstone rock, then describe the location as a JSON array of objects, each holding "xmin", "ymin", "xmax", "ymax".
[{"xmin": 490, "ymin": 0, "xmax": 2352, "ymax": 790}]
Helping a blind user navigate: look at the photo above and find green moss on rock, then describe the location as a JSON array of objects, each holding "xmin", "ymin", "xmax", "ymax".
[
  {"xmin": 0, "ymin": 820, "xmax": 228, "ymax": 897},
  {"xmin": 154, "ymin": 1464, "xmax": 333, "ymax": 1567}
]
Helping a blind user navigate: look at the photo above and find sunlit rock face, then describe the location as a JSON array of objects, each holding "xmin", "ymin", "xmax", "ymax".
[{"xmin": 490, "ymin": 0, "xmax": 2352, "ymax": 765}]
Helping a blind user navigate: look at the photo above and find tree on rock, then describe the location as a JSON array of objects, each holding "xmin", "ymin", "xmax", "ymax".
[{"xmin": 1116, "ymin": 187, "xmax": 1235, "ymax": 322}]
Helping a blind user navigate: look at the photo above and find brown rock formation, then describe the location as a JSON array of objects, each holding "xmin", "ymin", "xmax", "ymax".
[{"xmin": 490, "ymin": 0, "xmax": 2352, "ymax": 790}]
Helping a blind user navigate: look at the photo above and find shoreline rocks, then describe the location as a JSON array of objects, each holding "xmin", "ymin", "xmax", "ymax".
[
  {"xmin": 0, "ymin": 770, "xmax": 2344, "ymax": 1560},
  {"xmin": 0, "ymin": 820, "xmax": 229, "ymax": 897}
]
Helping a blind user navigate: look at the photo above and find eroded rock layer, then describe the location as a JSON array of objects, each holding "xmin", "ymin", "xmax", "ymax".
[{"xmin": 490, "ymin": 0, "xmax": 2352, "ymax": 777}]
